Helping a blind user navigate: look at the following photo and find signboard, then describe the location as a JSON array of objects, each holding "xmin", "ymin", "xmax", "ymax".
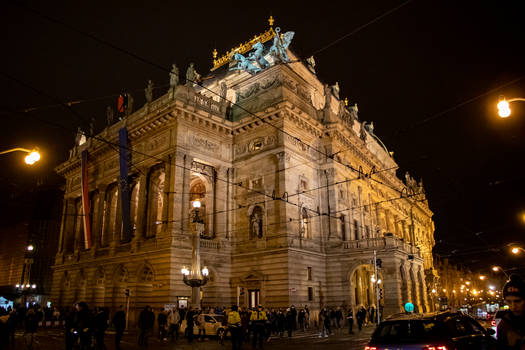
[{"xmin": 404, "ymin": 302, "xmax": 414, "ymax": 313}]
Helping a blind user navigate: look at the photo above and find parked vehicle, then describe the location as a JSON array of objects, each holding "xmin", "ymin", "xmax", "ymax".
[
  {"xmin": 365, "ymin": 311, "xmax": 496, "ymax": 350},
  {"xmin": 489, "ymin": 309, "xmax": 507, "ymax": 339},
  {"xmin": 179, "ymin": 314, "xmax": 227, "ymax": 338}
]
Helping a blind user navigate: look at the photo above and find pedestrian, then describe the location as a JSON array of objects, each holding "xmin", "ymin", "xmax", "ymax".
[
  {"xmin": 318, "ymin": 309, "xmax": 328, "ymax": 338},
  {"xmin": 73, "ymin": 302, "xmax": 91, "ymax": 350},
  {"xmin": 335, "ymin": 307, "xmax": 343, "ymax": 330},
  {"xmin": 197, "ymin": 309, "xmax": 206, "ymax": 341},
  {"xmin": 6, "ymin": 309, "xmax": 16, "ymax": 347},
  {"xmin": 168, "ymin": 307, "xmax": 180, "ymax": 342},
  {"xmin": 497, "ymin": 274, "xmax": 525, "ymax": 349},
  {"xmin": 298, "ymin": 308, "xmax": 305, "ymax": 331},
  {"xmin": 346, "ymin": 308, "xmax": 354, "ymax": 334},
  {"xmin": 112, "ymin": 305, "xmax": 126, "ymax": 350},
  {"xmin": 285, "ymin": 308, "xmax": 295, "ymax": 338},
  {"xmin": 250, "ymin": 305, "xmax": 268, "ymax": 348},
  {"xmin": 185, "ymin": 306, "xmax": 195, "ymax": 343},
  {"xmin": 157, "ymin": 308, "xmax": 168, "ymax": 341},
  {"xmin": 290, "ymin": 305, "xmax": 297, "ymax": 330},
  {"xmin": 64, "ymin": 306, "xmax": 75, "ymax": 350},
  {"xmin": 138, "ymin": 305, "xmax": 155, "ymax": 347},
  {"xmin": 356, "ymin": 306, "xmax": 366, "ymax": 331},
  {"xmin": 93, "ymin": 306, "xmax": 108, "ymax": 350},
  {"xmin": 369, "ymin": 305, "xmax": 376, "ymax": 324},
  {"xmin": 227, "ymin": 305, "xmax": 242, "ymax": 350}
]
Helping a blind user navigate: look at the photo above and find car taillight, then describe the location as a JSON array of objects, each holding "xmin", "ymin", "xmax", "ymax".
[
  {"xmin": 422, "ymin": 346, "xmax": 448, "ymax": 350},
  {"xmin": 491, "ymin": 320, "xmax": 496, "ymax": 326},
  {"xmin": 364, "ymin": 347, "xmax": 377, "ymax": 350}
]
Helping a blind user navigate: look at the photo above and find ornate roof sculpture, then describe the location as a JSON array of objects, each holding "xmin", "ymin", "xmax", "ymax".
[{"xmin": 211, "ymin": 17, "xmax": 294, "ymax": 74}]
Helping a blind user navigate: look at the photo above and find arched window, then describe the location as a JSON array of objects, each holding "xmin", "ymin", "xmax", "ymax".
[
  {"xmin": 301, "ymin": 208, "xmax": 310, "ymax": 239},
  {"xmin": 146, "ymin": 167, "xmax": 165, "ymax": 238},
  {"xmin": 250, "ymin": 206, "xmax": 264, "ymax": 239},
  {"xmin": 74, "ymin": 198, "xmax": 84, "ymax": 250},
  {"xmin": 102, "ymin": 184, "xmax": 118, "ymax": 246},
  {"xmin": 190, "ymin": 179, "xmax": 207, "ymax": 235},
  {"xmin": 130, "ymin": 181, "xmax": 140, "ymax": 236}
]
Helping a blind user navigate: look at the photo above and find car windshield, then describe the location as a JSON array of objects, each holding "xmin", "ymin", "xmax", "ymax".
[
  {"xmin": 373, "ymin": 320, "xmax": 441, "ymax": 343},
  {"xmin": 212, "ymin": 315, "xmax": 224, "ymax": 322}
]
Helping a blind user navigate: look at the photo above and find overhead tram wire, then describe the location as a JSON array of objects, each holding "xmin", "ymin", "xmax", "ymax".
[
  {"xmin": 14, "ymin": 2, "xmax": 410, "ymax": 199},
  {"xmin": 0, "ymin": 74, "xmax": 330, "ymax": 222}
]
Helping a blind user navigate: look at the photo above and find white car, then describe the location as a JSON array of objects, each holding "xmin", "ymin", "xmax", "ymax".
[{"xmin": 179, "ymin": 314, "xmax": 227, "ymax": 338}]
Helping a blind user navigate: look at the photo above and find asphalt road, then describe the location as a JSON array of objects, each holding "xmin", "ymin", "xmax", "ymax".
[{"xmin": 9, "ymin": 324, "xmax": 375, "ymax": 349}]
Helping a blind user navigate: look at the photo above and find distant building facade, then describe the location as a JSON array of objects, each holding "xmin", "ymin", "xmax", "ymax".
[{"xmin": 51, "ymin": 20, "xmax": 436, "ymax": 324}]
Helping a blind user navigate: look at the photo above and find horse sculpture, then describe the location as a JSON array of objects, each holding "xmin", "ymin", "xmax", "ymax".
[{"xmin": 230, "ymin": 53, "xmax": 261, "ymax": 74}]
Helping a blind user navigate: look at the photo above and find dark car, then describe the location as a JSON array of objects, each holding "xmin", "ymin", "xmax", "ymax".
[{"xmin": 366, "ymin": 311, "xmax": 496, "ymax": 350}]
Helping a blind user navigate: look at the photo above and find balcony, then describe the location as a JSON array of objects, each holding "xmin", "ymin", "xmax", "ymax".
[{"xmin": 343, "ymin": 236, "xmax": 420, "ymax": 257}]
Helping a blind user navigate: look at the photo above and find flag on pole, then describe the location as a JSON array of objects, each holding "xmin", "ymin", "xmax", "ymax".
[{"xmin": 81, "ymin": 150, "xmax": 92, "ymax": 249}]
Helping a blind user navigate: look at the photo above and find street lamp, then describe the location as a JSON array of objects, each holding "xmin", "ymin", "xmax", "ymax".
[
  {"xmin": 26, "ymin": 244, "xmax": 34, "ymax": 252},
  {"xmin": 181, "ymin": 199, "xmax": 209, "ymax": 308},
  {"xmin": 497, "ymin": 95, "xmax": 525, "ymax": 118},
  {"xmin": 0, "ymin": 147, "xmax": 41, "ymax": 165},
  {"xmin": 479, "ymin": 275, "xmax": 486, "ymax": 280},
  {"xmin": 511, "ymin": 246, "xmax": 524, "ymax": 255},
  {"xmin": 492, "ymin": 265, "xmax": 510, "ymax": 279}
]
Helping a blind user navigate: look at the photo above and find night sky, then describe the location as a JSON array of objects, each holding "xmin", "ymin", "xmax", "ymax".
[{"xmin": 1, "ymin": 1, "xmax": 524, "ymax": 272}]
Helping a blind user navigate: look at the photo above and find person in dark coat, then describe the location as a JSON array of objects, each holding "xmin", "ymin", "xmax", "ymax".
[
  {"xmin": 356, "ymin": 307, "xmax": 366, "ymax": 331},
  {"xmin": 138, "ymin": 305, "xmax": 155, "ymax": 347},
  {"xmin": 290, "ymin": 305, "xmax": 297, "ymax": 330},
  {"xmin": 298, "ymin": 309, "xmax": 305, "ymax": 331},
  {"xmin": 497, "ymin": 274, "xmax": 525, "ymax": 349},
  {"xmin": 74, "ymin": 302, "xmax": 92, "ymax": 350},
  {"xmin": 285, "ymin": 308, "xmax": 294, "ymax": 338},
  {"xmin": 92, "ymin": 307, "xmax": 108, "ymax": 350},
  {"xmin": 157, "ymin": 308, "xmax": 168, "ymax": 341},
  {"xmin": 276, "ymin": 310, "xmax": 285, "ymax": 337},
  {"xmin": 112, "ymin": 305, "xmax": 126, "ymax": 350},
  {"xmin": 6, "ymin": 310, "xmax": 16, "ymax": 347},
  {"xmin": 346, "ymin": 309, "xmax": 354, "ymax": 334},
  {"xmin": 185, "ymin": 307, "xmax": 195, "ymax": 343},
  {"xmin": 64, "ymin": 306, "xmax": 75, "ymax": 350}
]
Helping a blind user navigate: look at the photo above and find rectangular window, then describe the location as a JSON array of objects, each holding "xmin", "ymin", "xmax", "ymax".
[
  {"xmin": 353, "ymin": 220, "xmax": 360, "ymax": 240},
  {"xmin": 340, "ymin": 215, "xmax": 346, "ymax": 241},
  {"xmin": 308, "ymin": 287, "xmax": 313, "ymax": 301},
  {"xmin": 248, "ymin": 289, "xmax": 260, "ymax": 308},
  {"xmin": 301, "ymin": 179, "xmax": 308, "ymax": 190},
  {"xmin": 307, "ymin": 267, "xmax": 312, "ymax": 281}
]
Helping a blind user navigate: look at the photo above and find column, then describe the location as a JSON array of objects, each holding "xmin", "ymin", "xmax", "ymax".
[
  {"xmin": 168, "ymin": 151, "xmax": 187, "ymax": 239},
  {"xmin": 215, "ymin": 166, "xmax": 228, "ymax": 239}
]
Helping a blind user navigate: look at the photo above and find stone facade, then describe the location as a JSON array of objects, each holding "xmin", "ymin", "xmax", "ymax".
[{"xmin": 51, "ymin": 30, "xmax": 435, "ymax": 324}]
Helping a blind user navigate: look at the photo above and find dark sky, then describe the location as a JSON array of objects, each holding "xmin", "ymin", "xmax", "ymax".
[{"xmin": 1, "ymin": 0, "xmax": 524, "ymax": 271}]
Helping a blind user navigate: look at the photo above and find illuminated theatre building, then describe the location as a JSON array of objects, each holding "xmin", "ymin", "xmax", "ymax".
[{"xmin": 51, "ymin": 19, "xmax": 436, "ymax": 323}]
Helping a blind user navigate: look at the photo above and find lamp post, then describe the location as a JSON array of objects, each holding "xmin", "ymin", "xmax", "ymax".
[
  {"xmin": 497, "ymin": 95, "xmax": 525, "ymax": 118},
  {"xmin": 0, "ymin": 147, "xmax": 41, "ymax": 164},
  {"xmin": 492, "ymin": 266, "xmax": 510, "ymax": 280},
  {"xmin": 181, "ymin": 200, "xmax": 209, "ymax": 308},
  {"xmin": 510, "ymin": 246, "xmax": 524, "ymax": 255}
]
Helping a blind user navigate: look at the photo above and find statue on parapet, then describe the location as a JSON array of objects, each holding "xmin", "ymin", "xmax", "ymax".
[
  {"xmin": 186, "ymin": 63, "xmax": 200, "ymax": 87},
  {"xmin": 269, "ymin": 27, "xmax": 295, "ymax": 63},
  {"xmin": 106, "ymin": 106, "xmax": 114, "ymax": 126},
  {"xmin": 145, "ymin": 80, "xmax": 153, "ymax": 103},
  {"xmin": 306, "ymin": 56, "xmax": 316, "ymax": 73},
  {"xmin": 249, "ymin": 41, "xmax": 270, "ymax": 69},
  {"xmin": 331, "ymin": 82, "xmax": 340, "ymax": 99},
  {"xmin": 169, "ymin": 63, "xmax": 179, "ymax": 89},
  {"xmin": 230, "ymin": 53, "xmax": 262, "ymax": 75}
]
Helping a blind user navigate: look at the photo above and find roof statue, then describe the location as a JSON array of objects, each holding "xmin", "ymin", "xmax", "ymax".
[
  {"xmin": 169, "ymin": 63, "xmax": 179, "ymax": 89},
  {"xmin": 331, "ymin": 82, "xmax": 340, "ymax": 99},
  {"xmin": 306, "ymin": 56, "xmax": 316, "ymax": 73},
  {"xmin": 269, "ymin": 27, "xmax": 294, "ymax": 63},
  {"xmin": 360, "ymin": 122, "xmax": 368, "ymax": 141},
  {"xmin": 186, "ymin": 63, "xmax": 200, "ymax": 87},
  {"xmin": 106, "ymin": 106, "xmax": 114, "ymax": 126},
  {"xmin": 230, "ymin": 53, "xmax": 262, "ymax": 75},
  {"xmin": 249, "ymin": 41, "xmax": 270, "ymax": 69},
  {"xmin": 89, "ymin": 117, "xmax": 95, "ymax": 136},
  {"xmin": 145, "ymin": 80, "xmax": 153, "ymax": 103}
]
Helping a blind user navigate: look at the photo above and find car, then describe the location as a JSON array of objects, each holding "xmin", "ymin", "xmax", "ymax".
[
  {"xmin": 489, "ymin": 310, "xmax": 507, "ymax": 339},
  {"xmin": 179, "ymin": 314, "xmax": 227, "ymax": 338},
  {"xmin": 365, "ymin": 311, "xmax": 497, "ymax": 350}
]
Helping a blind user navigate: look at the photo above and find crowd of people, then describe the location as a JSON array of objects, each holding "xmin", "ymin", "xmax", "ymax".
[{"xmin": 0, "ymin": 301, "xmax": 377, "ymax": 349}]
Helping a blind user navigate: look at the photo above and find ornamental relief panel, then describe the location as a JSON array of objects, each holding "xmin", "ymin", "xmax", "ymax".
[
  {"xmin": 284, "ymin": 134, "xmax": 319, "ymax": 159},
  {"xmin": 234, "ymin": 135, "xmax": 278, "ymax": 157},
  {"xmin": 146, "ymin": 133, "xmax": 169, "ymax": 153},
  {"xmin": 236, "ymin": 73, "xmax": 282, "ymax": 103},
  {"xmin": 190, "ymin": 135, "xmax": 220, "ymax": 154}
]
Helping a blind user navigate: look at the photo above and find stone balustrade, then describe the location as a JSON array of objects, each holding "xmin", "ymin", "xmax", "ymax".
[{"xmin": 343, "ymin": 236, "xmax": 420, "ymax": 257}]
